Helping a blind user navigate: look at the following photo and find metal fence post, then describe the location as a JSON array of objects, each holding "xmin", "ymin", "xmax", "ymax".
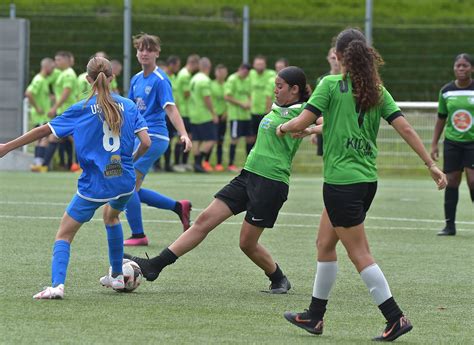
[
  {"xmin": 242, "ymin": 5, "xmax": 249, "ymax": 64},
  {"xmin": 365, "ymin": 0, "xmax": 373, "ymax": 46},
  {"xmin": 10, "ymin": 3, "xmax": 16, "ymax": 18},
  {"xmin": 123, "ymin": 0, "xmax": 131, "ymax": 94}
]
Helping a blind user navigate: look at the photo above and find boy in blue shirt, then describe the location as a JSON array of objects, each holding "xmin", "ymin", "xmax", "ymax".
[
  {"xmin": 0, "ymin": 57, "xmax": 151, "ymax": 299},
  {"xmin": 124, "ymin": 33, "xmax": 192, "ymax": 246}
]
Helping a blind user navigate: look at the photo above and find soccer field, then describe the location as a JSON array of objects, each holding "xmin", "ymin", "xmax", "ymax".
[{"xmin": 0, "ymin": 172, "xmax": 472, "ymax": 344}]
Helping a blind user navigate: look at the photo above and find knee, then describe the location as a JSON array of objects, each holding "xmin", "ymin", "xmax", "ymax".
[
  {"xmin": 192, "ymin": 212, "xmax": 213, "ymax": 235},
  {"xmin": 103, "ymin": 211, "xmax": 119, "ymax": 226},
  {"xmin": 346, "ymin": 250, "xmax": 373, "ymax": 269},
  {"xmin": 316, "ymin": 237, "xmax": 335, "ymax": 255},
  {"xmin": 239, "ymin": 237, "xmax": 257, "ymax": 254}
]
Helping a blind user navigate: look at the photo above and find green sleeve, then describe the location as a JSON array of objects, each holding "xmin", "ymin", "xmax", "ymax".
[
  {"xmin": 380, "ymin": 87, "xmax": 402, "ymax": 123},
  {"xmin": 201, "ymin": 80, "xmax": 212, "ymax": 97},
  {"xmin": 306, "ymin": 76, "xmax": 330, "ymax": 115},
  {"xmin": 224, "ymin": 78, "xmax": 233, "ymax": 96},
  {"xmin": 62, "ymin": 74, "xmax": 76, "ymax": 90},
  {"xmin": 437, "ymin": 89, "xmax": 447, "ymax": 118},
  {"xmin": 182, "ymin": 76, "xmax": 190, "ymax": 93},
  {"xmin": 27, "ymin": 77, "xmax": 40, "ymax": 94}
]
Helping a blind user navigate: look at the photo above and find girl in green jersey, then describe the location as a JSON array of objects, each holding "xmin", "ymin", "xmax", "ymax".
[
  {"xmin": 125, "ymin": 67, "xmax": 316, "ymax": 294},
  {"xmin": 431, "ymin": 53, "xmax": 474, "ymax": 236},
  {"xmin": 278, "ymin": 28, "xmax": 447, "ymax": 342}
]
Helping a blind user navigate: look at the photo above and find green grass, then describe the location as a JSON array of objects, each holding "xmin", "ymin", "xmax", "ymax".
[{"xmin": 0, "ymin": 172, "xmax": 472, "ymax": 344}]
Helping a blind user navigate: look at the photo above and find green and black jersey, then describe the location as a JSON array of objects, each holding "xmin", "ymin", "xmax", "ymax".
[
  {"xmin": 306, "ymin": 74, "xmax": 402, "ymax": 185},
  {"xmin": 438, "ymin": 80, "xmax": 474, "ymax": 142},
  {"xmin": 244, "ymin": 103, "xmax": 304, "ymax": 185}
]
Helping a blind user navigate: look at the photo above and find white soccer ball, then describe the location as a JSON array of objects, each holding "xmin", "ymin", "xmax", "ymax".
[{"xmin": 110, "ymin": 259, "xmax": 143, "ymax": 292}]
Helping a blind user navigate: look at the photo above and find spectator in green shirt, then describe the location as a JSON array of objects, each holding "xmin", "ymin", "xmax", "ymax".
[
  {"xmin": 224, "ymin": 63, "xmax": 251, "ymax": 172},
  {"xmin": 25, "ymin": 57, "xmax": 55, "ymax": 168},
  {"xmin": 189, "ymin": 57, "xmax": 218, "ymax": 173}
]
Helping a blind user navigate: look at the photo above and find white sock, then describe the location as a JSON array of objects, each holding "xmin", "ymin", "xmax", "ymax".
[
  {"xmin": 360, "ymin": 263, "xmax": 392, "ymax": 305},
  {"xmin": 312, "ymin": 261, "xmax": 338, "ymax": 299}
]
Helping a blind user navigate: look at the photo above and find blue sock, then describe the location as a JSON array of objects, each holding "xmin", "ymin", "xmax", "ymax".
[
  {"xmin": 138, "ymin": 188, "xmax": 176, "ymax": 210},
  {"xmin": 51, "ymin": 240, "xmax": 71, "ymax": 287},
  {"xmin": 125, "ymin": 191, "xmax": 144, "ymax": 236},
  {"xmin": 106, "ymin": 223, "xmax": 124, "ymax": 275}
]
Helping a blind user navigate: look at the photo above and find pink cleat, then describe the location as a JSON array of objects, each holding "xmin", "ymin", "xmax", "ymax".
[
  {"xmin": 124, "ymin": 236, "xmax": 149, "ymax": 246},
  {"xmin": 179, "ymin": 200, "xmax": 192, "ymax": 232}
]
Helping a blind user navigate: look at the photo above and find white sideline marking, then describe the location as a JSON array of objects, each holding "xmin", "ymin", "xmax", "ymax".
[
  {"xmin": 1, "ymin": 200, "xmax": 473, "ymax": 225},
  {"xmin": 0, "ymin": 214, "xmax": 472, "ymax": 232}
]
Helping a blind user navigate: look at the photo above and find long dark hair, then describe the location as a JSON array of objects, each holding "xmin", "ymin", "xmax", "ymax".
[
  {"xmin": 335, "ymin": 28, "xmax": 384, "ymax": 111},
  {"xmin": 278, "ymin": 66, "xmax": 310, "ymax": 102}
]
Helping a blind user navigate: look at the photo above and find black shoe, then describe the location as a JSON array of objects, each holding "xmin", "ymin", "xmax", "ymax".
[
  {"xmin": 193, "ymin": 164, "xmax": 207, "ymax": 173},
  {"xmin": 283, "ymin": 310, "xmax": 323, "ymax": 335},
  {"xmin": 373, "ymin": 316, "xmax": 413, "ymax": 342},
  {"xmin": 269, "ymin": 276, "xmax": 291, "ymax": 294},
  {"xmin": 123, "ymin": 253, "xmax": 160, "ymax": 281},
  {"xmin": 437, "ymin": 227, "xmax": 456, "ymax": 236}
]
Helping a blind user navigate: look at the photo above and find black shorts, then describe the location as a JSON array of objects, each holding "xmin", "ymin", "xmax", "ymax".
[
  {"xmin": 230, "ymin": 120, "xmax": 252, "ymax": 139},
  {"xmin": 443, "ymin": 139, "xmax": 474, "ymax": 173},
  {"xmin": 323, "ymin": 182, "xmax": 377, "ymax": 228},
  {"xmin": 217, "ymin": 116, "xmax": 227, "ymax": 142},
  {"xmin": 191, "ymin": 121, "xmax": 218, "ymax": 141},
  {"xmin": 251, "ymin": 114, "xmax": 265, "ymax": 136},
  {"xmin": 215, "ymin": 169, "xmax": 289, "ymax": 228},
  {"xmin": 182, "ymin": 117, "xmax": 192, "ymax": 134}
]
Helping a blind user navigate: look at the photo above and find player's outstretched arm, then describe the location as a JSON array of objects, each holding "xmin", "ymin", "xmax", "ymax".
[
  {"xmin": 290, "ymin": 125, "xmax": 323, "ymax": 139},
  {"xmin": 133, "ymin": 130, "xmax": 151, "ymax": 162},
  {"xmin": 0, "ymin": 124, "xmax": 52, "ymax": 158},
  {"xmin": 165, "ymin": 104, "xmax": 192, "ymax": 152},
  {"xmin": 391, "ymin": 116, "xmax": 447, "ymax": 190},
  {"xmin": 276, "ymin": 109, "xmax": 318, "ymax": 137}
]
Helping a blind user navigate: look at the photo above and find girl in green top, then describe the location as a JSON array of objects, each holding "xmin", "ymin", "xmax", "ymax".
[
  {"xmin": 125, "ymin": 67, "xmax": 314, "ymax": 294},
  {"xmin": 431, "ymin": 53, "xmax": 474, "ymax": 236},
  {"xmin": 278, "ymin": 28, "xmax": 447, "ymax": 342}
]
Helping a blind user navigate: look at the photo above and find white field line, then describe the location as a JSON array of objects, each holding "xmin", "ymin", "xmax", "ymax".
[
  {"xmin": 1, "ymin": 200, "xmax": 473, "ymax": 226},
  {"xmin": 0, "ymin": 214, "xmax": 472, "ymax": 232}
]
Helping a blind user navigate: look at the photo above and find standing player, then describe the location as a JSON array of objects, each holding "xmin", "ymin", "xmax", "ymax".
[
  {"xmin": 431, "ymin": 53, "xmax": 474, "ymax": 236},
  {"xmin": 0, "ymin": 57, "xmax": 151, "ymax": 299},
  {"xmin": 278, "ymin": 28, "xmax": 447, "ymax": 341},
  {"xmin": 312, "ymin": 47, "xmax": 341, "ymax": 156},
  {"xmin": 110, "ymin": 59, "xmax": 123, "ymax": 94},
  {"xmin": 224, "ymin": 63, "xmax": 252, "ymax": 172},
  {"xmin": 124, "ymin": 33, "xmax": 192, "ymax": 247},
  {"xmin": 189, "ymin": 57, "xmax": 218, "ymax": 173},
  {"xmin": 25, "ymin": 58, "xmax": 55, "ymax": 168},
  {"xmin": 174, "ymin": 54, "xmax": 200, "ymax": 171},
  {"xmin": 248, "ymin": 55, "xmax": 276, "ymax": 150},
  {"xmin": 207, "ymin": 63, "xmax": 228, "ymax": 171},
  {"xmin": 125, "ymin": 66, "xmax": 313, "ymax": 293}
]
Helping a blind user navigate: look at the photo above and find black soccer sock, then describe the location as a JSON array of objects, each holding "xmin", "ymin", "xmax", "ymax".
[
  {"xmin": 65, "ymin": 140, "xmax": 73, "ymax": 169},
  {"xmin": 469, "ymin": 187, "xmax": 474, "ymax": 203},
  {"xmin": 150, "ymin": 248, "xmax": 178, "ymax": 271},
  {"xmin": 194, "ymin": 153, "xmax": 202, "ymax": 166},
  {"xmin": 34, "ymin": 146, "xmax": 40, "ymax": 158},
  {"xmin": 229, "ymin": 144, "xmax": 237, "ymax": 165},
  {"xmin": 58, "ymin": 142, "xmax": 66, "ymax": 167},
  {"xmin": 378, "ymin": 297, "xmax": 403, "ymax": 324},
  {"xmin": 246, "ymin": 142, "xmax": 254, "ymax": 154},
  {"xmin": 309, "ymin": 297, "xmax": 328, "ymax": 320},
  {"xmin": 164, "ymin": 145, "xmax": 172, "ymax": 169},
  {"xmin": 37, "ymin": 146, "xmax": 46, "ymax": 159},
  {"xmin": 205, "ymin": 148, "xmax": 212, "ymax": 162},
  {"xmin": 217, "ymin": 143, "xmax": 223, "ymax": 165},
  {"xmin": 266, "ymin": 263, "xmax": 284, "ymax": 283},
  {"xmin": 174, "ymin": 142, "xmax": 183, "ymax": 165},
  {"xmin": 173, "ymin": 201, "xmax": 182, "ymax": 219},
  {"xmin": 43, "ymin": 142, "xmax": 58, "ymax": 167},
  {"xmin": 183, "ymin": 151, "xmax": 190, "ymax": 164},
  {"xmin": 444, "ymin": 187, "xmax": 458, "ymax": 229}
]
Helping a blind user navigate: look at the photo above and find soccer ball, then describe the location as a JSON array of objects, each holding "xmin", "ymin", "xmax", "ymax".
[{"xmin": 110, "ymin": 259, "xmax": 143, "ymax": 292}]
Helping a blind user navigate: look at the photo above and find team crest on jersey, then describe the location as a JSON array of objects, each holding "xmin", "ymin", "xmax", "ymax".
[
  {"xmin": 145, "ymin": 86, "xmax": 152, "ymax": 95},
  {"xmin": 260, "ymin": 118, "xmax": 273, "ymax": 130},
  {"xmin": 451, "ymin": 109, "xmax": 472, "ymax": 133},
  {"xmin": 104, "ymin": 155, "xmax": 123, "ymax": 177}
]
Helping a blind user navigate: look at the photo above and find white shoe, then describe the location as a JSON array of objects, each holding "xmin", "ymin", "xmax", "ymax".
[
  {"xmin": 100, "ymin": 274, "xmax": 125, "ymax": 290},
  {"xmin": 172, "ymin": 164, "xmax": 186, "ymax": 173},
  {"xmin": 183, "ymin": 164, "xmax": 194, "ymax": 172},
  {"xmin": 33, "ymin": 284, "xmax": 64, "ymax": 299}
]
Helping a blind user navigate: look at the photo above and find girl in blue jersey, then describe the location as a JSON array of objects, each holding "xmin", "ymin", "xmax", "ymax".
[
  {"xmin": 124, "ymin": 33, "xmax": 193, "ymax": 246},
  {"xmin": 0, "ymin": 57, "xmax": 151, "ymax": 299}
]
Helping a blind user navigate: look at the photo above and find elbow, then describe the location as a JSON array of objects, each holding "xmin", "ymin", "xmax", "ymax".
[{"xmin": 142, "ymin": 137, "xmax": 151, "ymax": 150}]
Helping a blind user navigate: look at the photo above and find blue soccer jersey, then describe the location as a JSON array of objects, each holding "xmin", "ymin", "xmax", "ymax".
[
  {"xmin": 48, "ymin": 94, "xmax": 148, "ymax": 201},
  {"xmin": 128, "ymin": 67, "xmax": 174, "ymax": 140}
]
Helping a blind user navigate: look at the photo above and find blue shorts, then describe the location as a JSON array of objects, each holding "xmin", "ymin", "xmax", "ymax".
[
  {"xmin": 191, "ymin": 121, "xmax": 218, "ymax": 141},
  {"xmin": 133, "ymin": 136, "xmax": 169, "ymax": 175},
  {"xmin": 66, "ymin": 193, "xmax": 132, "ymax": 223}
]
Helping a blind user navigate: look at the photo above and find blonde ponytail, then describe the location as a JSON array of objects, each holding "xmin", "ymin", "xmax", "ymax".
[{"xmin": 85, "ymin": 57, "xmax": 123, "ymax": 135}]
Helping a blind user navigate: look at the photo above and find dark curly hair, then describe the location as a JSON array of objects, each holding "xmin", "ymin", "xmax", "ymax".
[{"xmin": 335, "ymin": 28, "xmax": 384, "ymax": 111}]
